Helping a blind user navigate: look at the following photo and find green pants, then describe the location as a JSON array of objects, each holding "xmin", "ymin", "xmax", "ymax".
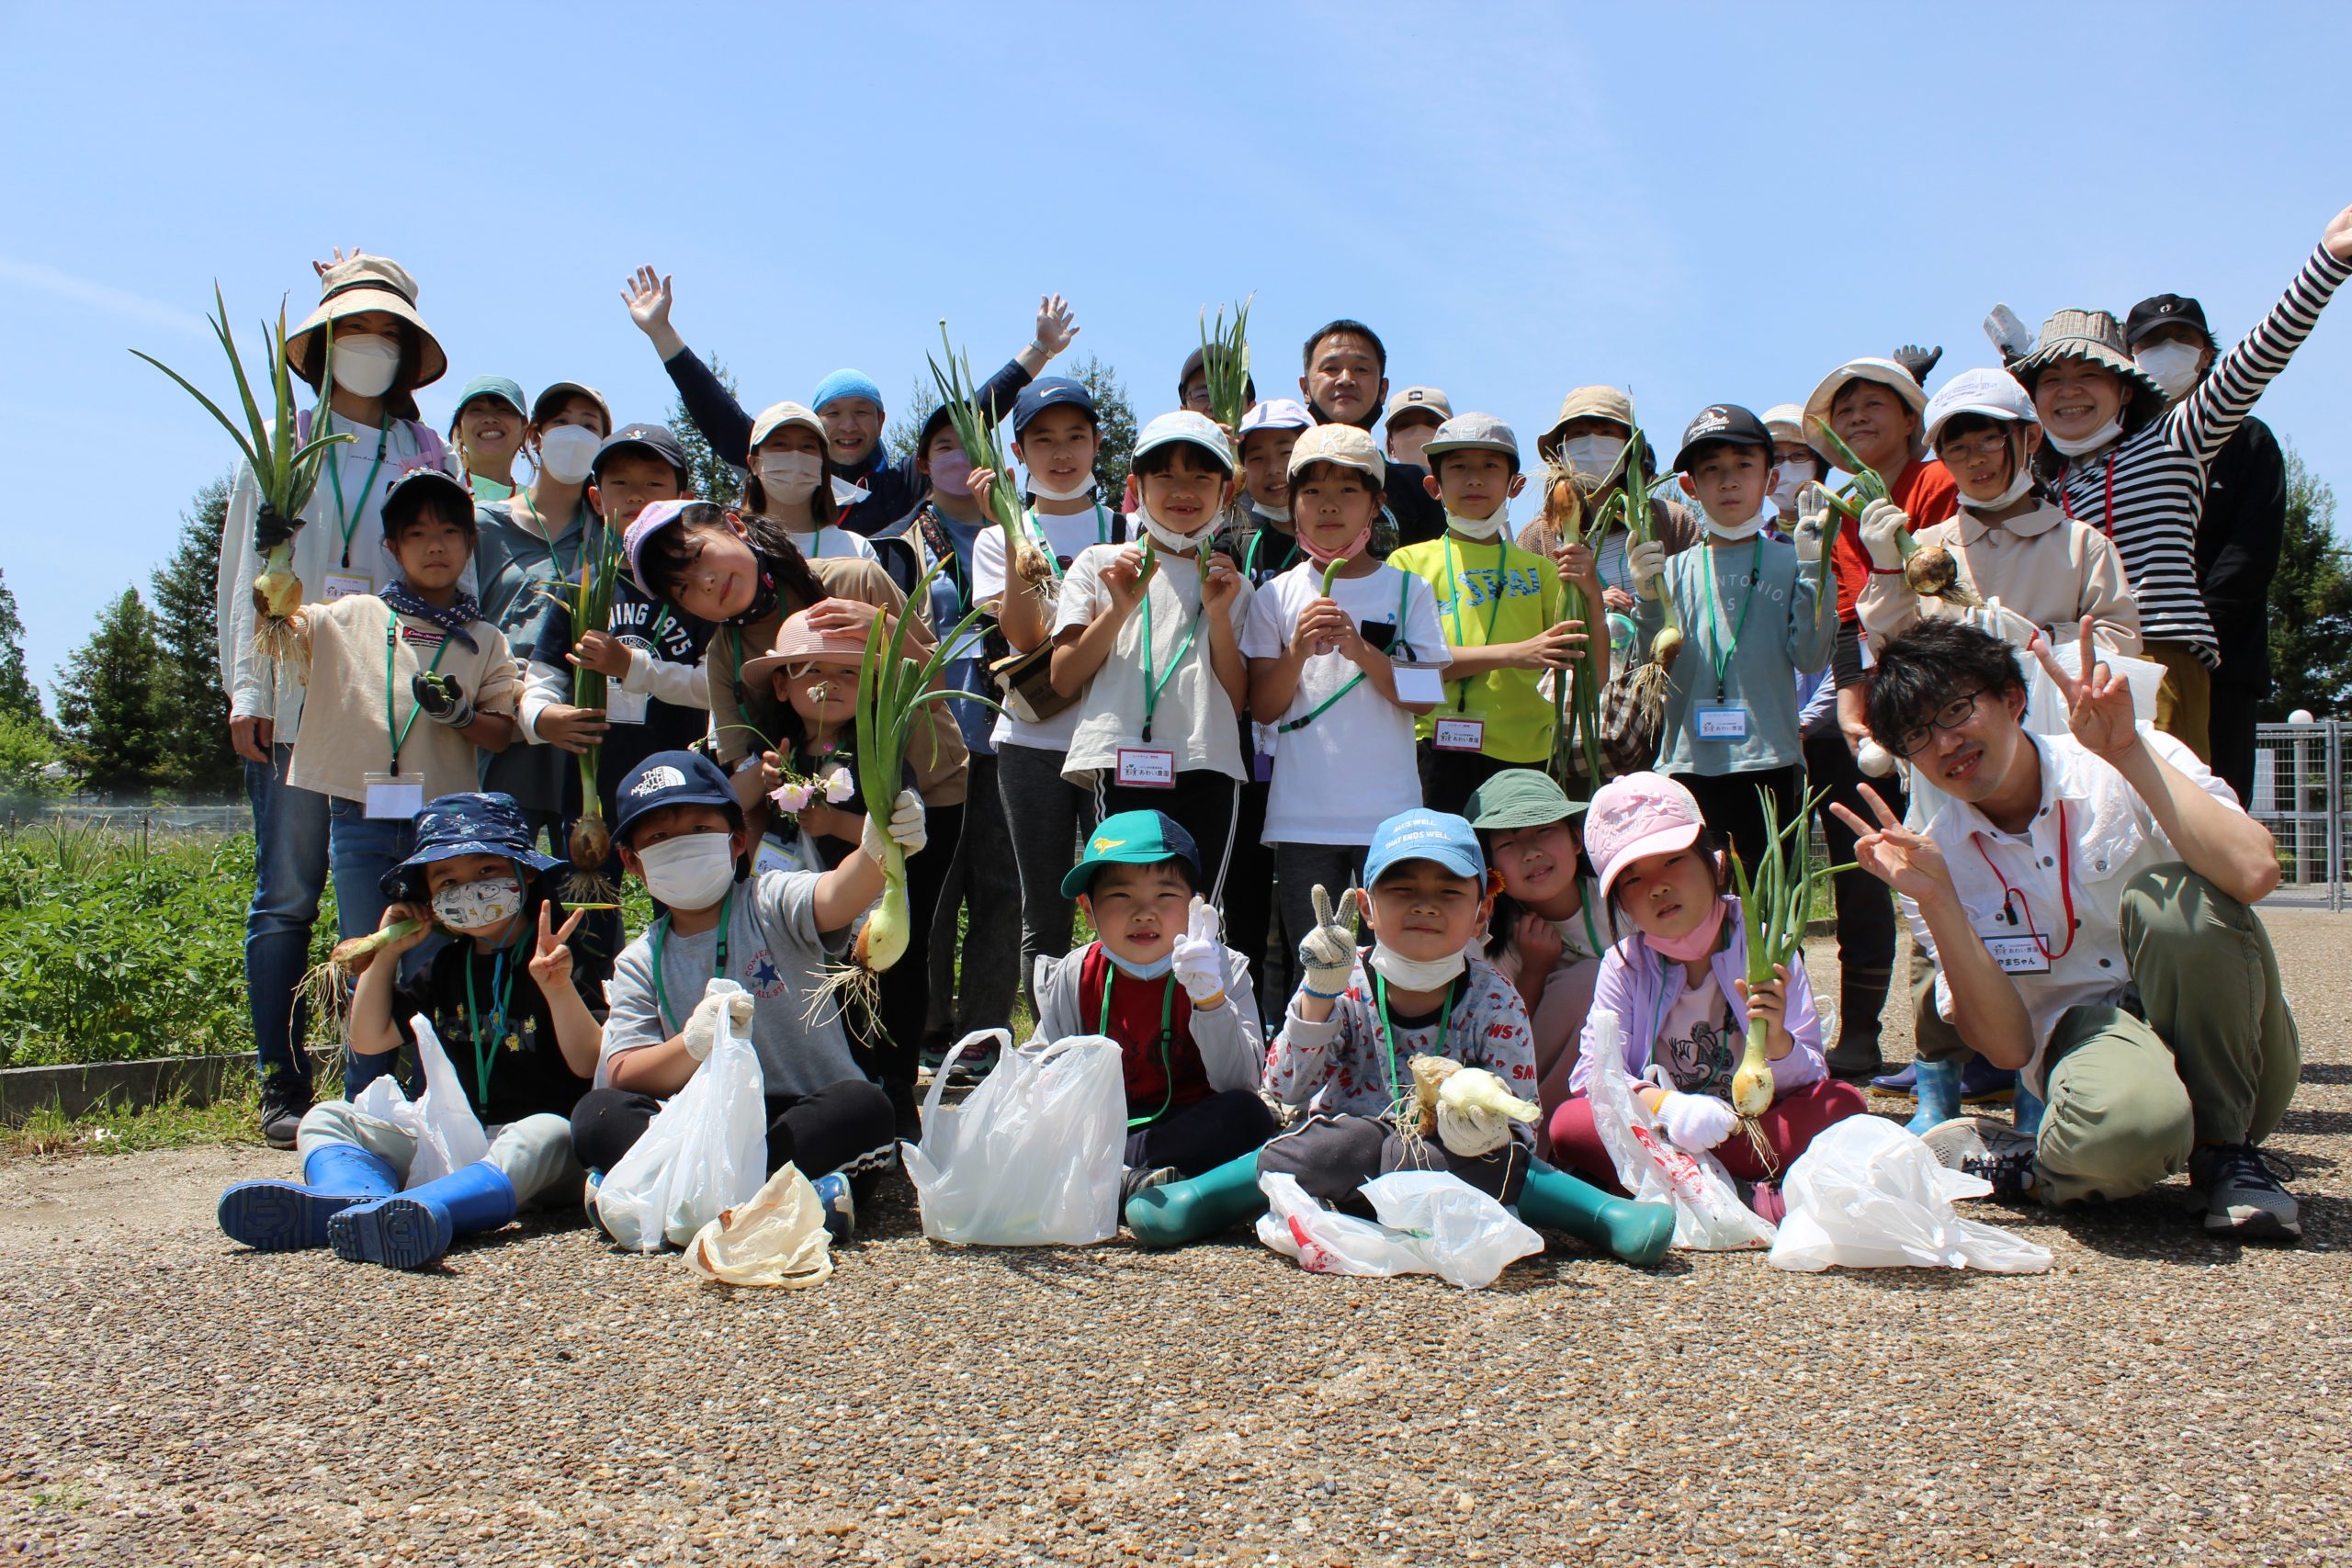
[{"xmin": 2030, "ymin": 864, "xmax": 2299, "ymax": 1206}]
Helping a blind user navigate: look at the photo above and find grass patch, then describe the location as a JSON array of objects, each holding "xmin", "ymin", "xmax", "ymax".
[{"xmin": 0, "ymin": 1075, "xmax": 263, "ymax": 1163}]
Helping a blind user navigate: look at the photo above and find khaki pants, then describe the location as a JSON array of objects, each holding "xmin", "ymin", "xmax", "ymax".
[
  {"xmin": 2143, "ymin": 639, "xmax": 2213, "ymax": 763},
  {"xmin": 2031, "ymin": 865, "xmax": 2298, "ymax": 1206},
  {"xmin": 295, "ymin": 1100, "xmax": 583, "ymax": 1209}
]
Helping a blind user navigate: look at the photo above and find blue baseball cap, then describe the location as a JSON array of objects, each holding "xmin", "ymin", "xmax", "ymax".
[
  {"xmin": 381, "ymin": 792, "xmax": 562, "ymax": 899},
  {"xmin": 1363, "ymin": 809, "xmax": 1486, "ymax": 886},
  {"xmin": 1012, "ymin": 376, "xmax": 1097, "ymax": 439},
  {"xmin": 614, "ymin": 750, "xmax": 740, "ymax": 842}
]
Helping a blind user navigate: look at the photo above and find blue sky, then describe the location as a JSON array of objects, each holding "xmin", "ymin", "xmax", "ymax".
[{"xmin": 4, "ymin": 2, "xmax": 2348, "ymax": 709}]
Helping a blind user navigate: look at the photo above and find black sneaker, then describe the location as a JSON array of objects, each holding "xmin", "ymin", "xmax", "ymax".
[
  {"xmin": 2188, "ymin": 1143, "xmax": 2301, "ymax": 1243},
  {"xmin": 257, "ymin": 1077, "xmax": 311, "ymax": 1150},
  {"xmin": 945, "ymin": 1048, "xmax": 998, "ymax": 1087},
  {"xmin": 1920, "ymin": 1116, "xmax": 2039, "ymax": 1200},
  {"xmin": 1121, "ymin": 1165, "xmax": 1180, "ymax": 1209}
]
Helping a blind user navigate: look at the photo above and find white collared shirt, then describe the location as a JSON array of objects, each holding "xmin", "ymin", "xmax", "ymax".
[{"xmin": 1903, "ymin": 728, "xmax": 2241, "ymax": 1088}]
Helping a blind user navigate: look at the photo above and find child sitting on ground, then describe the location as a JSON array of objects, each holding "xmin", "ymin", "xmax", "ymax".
[
  {"xmin": 216, "ymin": 793, "xmax": 604, "ymax": 1269},
  {"xmin": 1127, "ymin": 809, "xmax": 1674, "ymax": 1264},
  {"xmin": 1552, "ymin": 773, "xmax": 1865, "ymax": 1217},
  {"xmin": 568, "ymin": 750, "xmax": 925, "ymax": 1243},
  {"xmin": 1033, "ymin": 811, "xmax": 1274, "ymax": 1210}
]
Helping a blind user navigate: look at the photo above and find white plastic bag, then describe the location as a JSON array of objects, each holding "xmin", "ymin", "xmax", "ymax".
[
  {"xmin": 1256, "ymin": 1170, "xmax": 1543, "ymax": 1290},
  {"xmin": 1767, "ymin": 1115, "xmax": 2052, "ymax": 1273},
  {"xmin": 350, "ymin": 1014, "xmax": 490, "ymax": 1188},
  {"xmin": 684, "ymin": 1162, "xmax": 832, "ymax": 1289},
  {"xmin": 594, "ymin": 987, "xmax": 768, "ymax": 1253},
  {"xmin": 901, "ymin": 1029, "xmax": 1125, "ymax": 1246},
  {"xmin": 1580, "ymin": 1010, "xmax": 1775, "ymax": 1250}
]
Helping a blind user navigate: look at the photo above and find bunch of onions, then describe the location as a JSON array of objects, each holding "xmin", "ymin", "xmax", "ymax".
[
  {"xmin": 1197, "ymin": 294, "xmax": 1255, "ymax": 430},
  {"xmin": 1809, "ymin": 418, "xmax": 1978, "ymax": 608},
  {"xmin": 564, "ymin": 516, "xmax": 628, "ymax": 885},
  {"xmin": 1540, "ymin": 471, "xmax": 1607, "ymax": 787},
  {"xmin": 1726, "ymin": 784, "xmax": 1852, "ymax": 1150},
  {"xmin": 133, "ymin": 288, "xmax": 353, "ymax": 660},
  {"xmin": 928, "ymin": 323, "xmax": 1043, "ymax": 583}
]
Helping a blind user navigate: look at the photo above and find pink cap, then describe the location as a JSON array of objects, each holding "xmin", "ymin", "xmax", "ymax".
[
  {"xmin": 623, "ymin": 498, "xmax": 697, "ymax": 594},
  {"xmin": 1584, "ymin": 772, "xmax": 1706, "ymax": 902}
]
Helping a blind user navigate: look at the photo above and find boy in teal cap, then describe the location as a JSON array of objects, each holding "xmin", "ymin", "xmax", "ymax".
[{"xmin": 1035, "ymin": 811, "xmax": 1275, "ymax": 1213}]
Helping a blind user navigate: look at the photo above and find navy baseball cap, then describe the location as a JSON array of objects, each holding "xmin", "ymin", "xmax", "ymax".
[
  {"xmin": 592, "ymin": 423, "xmax": 690, "ymax": 483},
  {"xmin": 1012, "ymin": 377, "xmax": 1097, "ymax": 439},
  {"xmin": 1363, "ymin": 809, "xmax": 1485, "ymax": 886},
  {"xmin": 1671, "ymin": 403, "xmax": 1774, "ymax": 474},
  {"xmin": 381, "ymin": 792, "xmax": 562, "ymax": 899},
  {"xmin": 614, "ymin": 750, "xmax": 739, "ymax": 842},
  {"xmin": 379, "ymin": 467, "xmax": 478, "ymax": 536}
]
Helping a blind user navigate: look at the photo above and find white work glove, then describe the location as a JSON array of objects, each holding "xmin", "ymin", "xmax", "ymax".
[
  {"xmin": 1435, "ymin": 1100, "xmax": 1512, "ymax": 1158},
  {"xmin": 1967, "ymin": 595, "xmax": 2041, "ymax": 651},
  {"xmin": 1297, "ymin": 884, "xmax": 1360, "ymax": 1000},
  {"xmin": 1859, "ymin": 499, "xmax": 1912, "ymax": 574},
  {"xmin": 683, "ymin": 977, "xmax": 754, "ymax": 1062},
  {"xmin": 1169, "ymin": 895, "xmax": 1227, "ymax": 1008},
  {"xmin": 1792, "ymin": 484, "xmax": 1829, "ymax": 564},
  {"xmin": 1627, "ymin": 538, "xmax": 1667, "ymax": 600},
  {"xmin": 1656, "ymin": 1090, "xmax": 1738, "ymax": 1152},
  {"xmin": 1856, "ymin": 738, "xmax": 1898, "ymax": 777},
  {"xmin": 860, "ymin": 788, "xmax": 927, "ymax": 862}
]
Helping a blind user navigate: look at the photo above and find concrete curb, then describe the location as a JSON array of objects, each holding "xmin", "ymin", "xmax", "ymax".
[{"xmin": 0, "ymin": 1054, "xmax": 250, "ymax": 1125}]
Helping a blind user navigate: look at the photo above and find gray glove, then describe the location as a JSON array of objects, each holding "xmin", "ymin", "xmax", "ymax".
[{"xmin": 1297, "ymin": 884, "xmax": 1360, "ymax": 1000}]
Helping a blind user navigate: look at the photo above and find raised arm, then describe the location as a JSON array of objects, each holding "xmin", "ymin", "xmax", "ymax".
[
  {"xmin": 2174, "ymin": 203, "xmax": 2352, "ymax": 468},
  {"xmin": 624, "ymin": 265, "xmax": 753, "ymax": 467}
]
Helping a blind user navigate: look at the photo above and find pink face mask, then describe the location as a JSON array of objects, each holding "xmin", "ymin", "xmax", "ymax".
[
  {"xmin": 930, "ymin": 448, "xmax": 974, "ymax": 499},
  {"xmin": 1300, "ymin": 524, "xmax": 1371, "ymax": 566},
  {"xmin": 1645, "ymin": 891, "xmax": 1728, "ymax": 962}
]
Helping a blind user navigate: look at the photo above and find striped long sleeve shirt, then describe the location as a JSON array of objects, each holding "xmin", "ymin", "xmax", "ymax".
[{"xmin": 2054, "ymin": 243, "xmax": 2350, "ymax": 664}]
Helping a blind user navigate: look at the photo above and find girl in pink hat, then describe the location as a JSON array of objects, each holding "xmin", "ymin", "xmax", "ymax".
[{"xmin": 1550, "ymin": 772, "xmax": 1865, "ymax": 1215}]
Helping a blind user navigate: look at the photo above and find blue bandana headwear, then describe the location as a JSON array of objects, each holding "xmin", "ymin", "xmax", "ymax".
[{"xmin": 810, "ymin": 368, "xmax": 883, "ymax": 414}]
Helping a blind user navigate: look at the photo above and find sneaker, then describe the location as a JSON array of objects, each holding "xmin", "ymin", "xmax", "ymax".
[
  {"xmin": 2188, "ymin": 1144, "xmax": 2301, "ymax": 1243},
  {"xmin": 1121, "ymin": 1164, "xmax": 1180, "ymax": 1209},
  {"xmin": 257, "ymin": 1078, "xmax": 311, "ymax": 1150},
  {"xmin": 945, "ymin": 1048, "xmax": 998, "ymax": 1088},
  {"xmin": 812, "ymin": 1173, "xmax": 855, "ymax": 1244},
  {"xmin": 1920, "ymin": 1115, "xmax": 2039, "ymax": 1200},
  {"xmin": 1958, "ymin": 1056, "xmax": 2018, "ymax": 1105},
  {"xmin": 582, "ymin": 1168, "xmax": 604, "ymax": 1216},
  {"xmin": 1870, "ymin": 1063, "xmax": 1917, "ymax": 1097}
]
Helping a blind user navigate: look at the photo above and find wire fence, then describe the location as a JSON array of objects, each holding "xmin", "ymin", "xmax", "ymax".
[{"xmin": 2252, "ymin": 722, "xmax": 2346, "ymax": 911}]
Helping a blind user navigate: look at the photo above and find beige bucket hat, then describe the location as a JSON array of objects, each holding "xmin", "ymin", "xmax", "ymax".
[
  {"xmin": 2009, "ymin": 309, "xmax": 2166, "ymax": 423},
  {"xmin": 286, "ymin": 253, "xmax": 446, "ymax": 392},
  {"xmin": 1536, "ymin": 385, "xmax": 1659, "ymax": 484}
]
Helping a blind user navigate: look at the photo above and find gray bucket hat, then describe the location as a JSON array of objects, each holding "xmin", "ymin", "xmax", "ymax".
[{"xmin": 2010, "ymin": 309, "xmax": 2166, "ymax": 413}]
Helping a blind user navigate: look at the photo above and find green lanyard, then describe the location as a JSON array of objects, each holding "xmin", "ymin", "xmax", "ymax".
[
  {"xmin": 462, "ymin": 936, "xmax": 525, "ymax": 1105},
  {"xmin": 1098, "ymin": 963, "xmax": 1180, "ymax": 1129},
  {"xmin": 1244, "ymin": 527, "xmax": 1299, "ymax": 581},
  {"xmin": 1277, "ymin": 568, "xmax": 1414, "ymax": 735},
  {"xmin": 1441, "ymin": 535, "xmax": 1510, "ymax": 711},
  {"xmin": 1026, "ymin": 502, "xmax": 1110, "ymax": 581},
  {"xmin": 1372, "ymin": 970, "xmax": 1462, "ymax": 1115},
  {"xmin": 1136, "ymin": 562, "xmax": 1203, "ymax": 744},
  {"xmin": 382, "ymin": 609, "xmax": 456, "ymax": 775},
  {"xmin": 649, "ymin": 884, "xmax": 735, "ymax": 1038},
  {"xmin": 1698, "ymin": 537, "xmax": 1764, "ymax": 702},
  {"xmin": 327, "ymin": 416, "xmax": 394, "ymax": 569}
]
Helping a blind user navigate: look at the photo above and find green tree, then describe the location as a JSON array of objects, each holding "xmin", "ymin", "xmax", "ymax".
[
  {"xmin": 53, "ymin": 589, "xmax": 168, "ymax": 799},
  {"xmin": 669, "ymin": 355, "xmax": 744, "ymax": 510},
  {"xmin": 2263, "ymin": 445, "xmax": 2352, "ymax": 719},
  {"xmin": 0, "ymin": 712, "xmax": 66, "ymax": 804},
  {"xmin": 147, "ymin": 477, "xmax": 243, "ymax": 796},
  {"xmin": 0, "ymin": 568, "xmax": 41, "ymax": 722},
  {"xmin": 885, "ymin": 376, "xmax": 944, "ymax": 467}
]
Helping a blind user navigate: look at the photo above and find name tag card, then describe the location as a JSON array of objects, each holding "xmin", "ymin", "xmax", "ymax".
[
  {"xmin": 363, "ymin": 772, "xmax": 425, "ymax": 820},
  {"xmin": 605, "ymin": 685, "xmax": 648, "ymax": 726},
  {"xmin": 322, "ymin": 571, "xmax": 373, "ymax": 602},
  {"xmin": 1432, "ymin": 714, "xmax": 1486, "ymax": 752},
  {"xmin": 1115, "ymin": 746, "xmax": 1177, "ymax": 788},
  {"xmin": 1696, "ymin": 704, "xmax": 1749, "ymax": 740},
  {"xmin": 1392, "ymin": 664, "xmax": 1447, "ymax": 705},
  {"xmin": 1982, "ymin": 932, "xmax": 2052, "ymax": 975}
]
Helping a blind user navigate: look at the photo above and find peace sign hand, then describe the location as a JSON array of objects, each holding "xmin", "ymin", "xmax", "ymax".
[
  {"xmin": 1827, "ymin": 784, "xmax": 1954, "ymax": 906},
  {"xmin": 528, "ymin": 902, "xmax": 586, "ymax": 995},
  {"xmin": 2033, "ymin": 615, "xmax": 2140, "ymax": 761},
  {"xmin": 1298, "ymin": 884, "xmax": 1363, "ymax": 999}
]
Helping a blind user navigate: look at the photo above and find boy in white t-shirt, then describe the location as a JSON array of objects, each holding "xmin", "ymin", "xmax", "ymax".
[{"xmin": 1240, "ymin": 423, "xmax": 1445, "ymax": 956}]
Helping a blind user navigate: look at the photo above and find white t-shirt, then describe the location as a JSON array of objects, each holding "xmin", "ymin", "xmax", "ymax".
[
  {"xmin": 973, "ymin": 506, "xmax": 1119, "ymax": 752},
  {"xmin": 1053, "ymin": 542, "xmax": 1252, "ymax": 784},
  {"xmin": 777, "ymin": 523, "xmax": 878, "ymax": 563},
  {"xmin": 1239, "ymin": 560, "xmax": 1446, "ymax": 847}
]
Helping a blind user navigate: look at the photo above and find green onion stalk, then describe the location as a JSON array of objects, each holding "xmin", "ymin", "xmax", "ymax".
[
  {"xmin": 1807, "ymin": 418, "xmax": 1976, "ymax": 607},
  {"xmin": 1540, "ymin": 470, "xmax": 1607, "ymax": 789},
  {"xmin": 1726, "ymin": 784, "xmax": 1854, "ymax": 1146},
  {"xmin": 1615, "ymin": 423, "xmax": 1684, "ymax": 671},
  {"xmin": 563, "ymin": 514, "xmax": 629, "ymax": 887},
  {"xmin": 929, "ymin": 322, "xmax": 1043, "ymax": 586},
  {"xmin": 133, "ymin": 289, "xmax": 353, "ymax": 661},
  {"xmin": 1197, "ymin": 295, "xmax": 1255, "ymax": 431}
]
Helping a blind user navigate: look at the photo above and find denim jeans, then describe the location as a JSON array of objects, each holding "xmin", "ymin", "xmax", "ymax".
[
  {"xmin": 326, "ymin": 797, "xmax": 416, "ymax": 1096},
  {"xmin": 243, "ymin": 745, "xmax": 330, "ymax": 1090}
]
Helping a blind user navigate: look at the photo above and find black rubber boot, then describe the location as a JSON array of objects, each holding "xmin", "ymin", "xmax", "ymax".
[{"xmin": 1825, "ymin": 965, "xmax": 1892, "ymax": 1082}]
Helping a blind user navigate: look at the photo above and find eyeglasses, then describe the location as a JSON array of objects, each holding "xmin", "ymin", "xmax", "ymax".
[
  {"xmin": 1937, "ymin": 431, "xmax": 2013, "ymax": 466},
  {"xmin": 1894, "ymin": 688, "xmax": 1989, "ymax": 758}
]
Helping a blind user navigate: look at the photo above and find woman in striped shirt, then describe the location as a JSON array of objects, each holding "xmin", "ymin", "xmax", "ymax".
[{"xmin": 2007, "ymin": 203, "xmax": 2352, "ymax": 761}]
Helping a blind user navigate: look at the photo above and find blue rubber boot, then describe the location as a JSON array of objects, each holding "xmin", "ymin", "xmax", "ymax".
[
  {"xmin": 328, "ymin": 1160, "xmax": 518, "ymax": 1269},
  {"xmin": 2012, "ymin": 1081, "xmax": 2046, "ymax": 1139},
  {"xmin": 1905, "ymin": 1058, "xmax": 1963, "ymax": 1136},
  {"xmin": 1125, "ymin": 1150, "xmax": 1269, "ymax": 1247},
  {"xmin": 1516, "ymin": 1166, "xmax": 1677, "ymax": 1268},
  {"xmin": 218, "ymin": 1144, "xmax": 401, "ymax": 1252},
  {"xmin": 1870, "ymin": 1063, "xmax": 1917, "ymax": 1097}
]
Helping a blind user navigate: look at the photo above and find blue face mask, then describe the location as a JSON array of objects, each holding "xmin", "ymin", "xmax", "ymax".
[{"xmin": 1109, "ymin": 949, "xmax": 1174, "ymax": 981}]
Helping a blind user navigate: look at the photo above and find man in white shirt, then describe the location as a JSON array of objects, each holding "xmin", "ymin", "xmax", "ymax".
[{"xmin": 1832, "ymin": 617, "xmax": 2301, "ymax": 1242}]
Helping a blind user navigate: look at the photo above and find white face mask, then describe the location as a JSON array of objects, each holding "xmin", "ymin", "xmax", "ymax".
[
  {"xmin": 2135, "ymin": 340, "xmax": 2203, "ymax": 400},
  {"xmin": 1768, "ymin": 466, "xmax": 1810, "ymax": 513},
  {"xmin": 1699, "ymin": 496, "xmax": 1765, "ymax": 541},
  {"xmin": 634, "ymin": 833, "xmax": 738, "ymax": 910},
  {"xmin": 2045, "ymin": 417, "xmax": 2122, "ymax": 458},
  {"xmin": 329, "ymin": 333, "xmax": 401, "ymax": 398},
  {"xmin": 1253, "ymin": 501, "xmax": 1292, "ymax": 524},
  {"xmin": 1027, "ymin": 472, "xmax": 1098, "ymax": 502},
  {"xmin": 1136, "ymin": 499, "xmax": 1215, "ymax": 553},
  {"xmin": 1558, "ymin": 434, "xmax": 1625, "ymax": 480},
  {"xmin": 537, "ymin": 424, "xmax": 600, "ymax": 484},
  {"xmin": 431, "ymin": 876, "xmax": 526, "ymax": 933},
  {"xmin": 1367, "ymin": 941, "xmax": 1467, "ymax": 991},
  {"xmin": 756, "ymin": 450, "xmax": 824, "ymax": 509},
  {"xmin": 1956, "ymin": 431, "xmax": 2038, "ymax": 513},
  {"xmin": 1445, "ymin": 505, "xmax": 1508, "ymax": 541}
]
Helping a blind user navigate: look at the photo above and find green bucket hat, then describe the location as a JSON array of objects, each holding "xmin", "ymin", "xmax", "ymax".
[
  {"xmin": 1464, "ymin": 769, "xmax": 1589, "ymax": 832},
  {"xmin": 1060, "ymin": 810, "xmax": 1200, "ymax": 898}
]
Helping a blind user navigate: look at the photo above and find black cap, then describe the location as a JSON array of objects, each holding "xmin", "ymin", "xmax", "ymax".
[
  {"xmin": 2124, "ymin": 293, "xmax": 2216, "ymax": 352},
  {"xmin": 592, "ymin": 423, "xmax": 691, "ymax": 483},
  {"xmin": 380, "ymin": 467, "xmax": 478, "ymax": 535},
  {"xmin": 1176, "ymin": 346, "xmax": 1256, "ymax": 406},
  {"xmin": 1670, "ymin": 403, "xmax": 1773, "ymax": 474}
]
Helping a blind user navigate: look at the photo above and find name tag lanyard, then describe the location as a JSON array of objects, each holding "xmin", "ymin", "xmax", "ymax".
[
  {"xmin": 1026, "ymin": 502, "xmax": 1111, "ymax": 581},
  {"xmin": 1374, "ymin": 970, "xmax": 1463, "ymax": 1117},
  {"xmin": 463, "ymin": 936, "xmax": 526, "ymax": 1102},
  {"xmin": 1136, "ymin": 567, "xmax": 1201, "ymax": 745},
  {"xmin": 2058, "ymin": 454, "xmax": 2118, "ymax": 539},
  {"xmin": 1277, "ymin": 570, "xmax": 1413, "ymax": 736},
  {"xmin": 1441, "ymin": 535, "xmax": 1508, "ymax": 711},
  {"xmin": 384, "ymin": 610, "xmax": 456, "ymax": 776},
  {"xmin": 1699, "ymin": 537, "xmax": 1763, "ymax": 705},
  {"xmin": 649, "ymin": 884, "xmax": 736, "ymax": 1037},
  {"xmin": 1972, "ymin": 801, "xmax": 2077, "ymax": 962},
  {"xmin": 327, "ymin": 417, "xmax": 394, "ymax": 570},
  {"xmin": 1100, "ymin": 966, "xmax": 1180, "ymax": 1130}
]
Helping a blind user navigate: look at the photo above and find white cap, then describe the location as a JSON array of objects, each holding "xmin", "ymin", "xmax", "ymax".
[
  {"xmin": 1132, "ymin": 410, "xmax": 1235, "ymax": 472},
  {"xmin": 1923, "ymin": 367, "xmax": 2038, "ymax": 447}
]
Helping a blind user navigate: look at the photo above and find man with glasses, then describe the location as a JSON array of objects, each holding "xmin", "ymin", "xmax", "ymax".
[{"xmin": 1832, "ymin": 617, "xmax": 2302, "ymax": 1243}]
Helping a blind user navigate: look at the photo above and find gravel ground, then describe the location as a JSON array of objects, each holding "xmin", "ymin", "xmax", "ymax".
[{"xmin": 3, "ymin": 912, "xmax": 2348, "ymax": 1567}]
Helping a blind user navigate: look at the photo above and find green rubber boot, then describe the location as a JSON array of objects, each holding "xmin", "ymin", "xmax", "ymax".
[
  {"xmin": 1516, "ymin": 1165, "xmax": 1676, "ymax": 1267},
  {"xmin": 1125, "ymin": 1150, "xmax": 1269, "ymax": 1248}
]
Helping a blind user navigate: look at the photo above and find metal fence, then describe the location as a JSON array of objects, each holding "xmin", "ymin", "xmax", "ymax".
[
  {"xmin": 5, "ymin": 801, "xmax": 248, "ymax": 846},
  {"xmin": 2251, "ymin": 722, "xmax": 2346, "ymax": 911}
]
